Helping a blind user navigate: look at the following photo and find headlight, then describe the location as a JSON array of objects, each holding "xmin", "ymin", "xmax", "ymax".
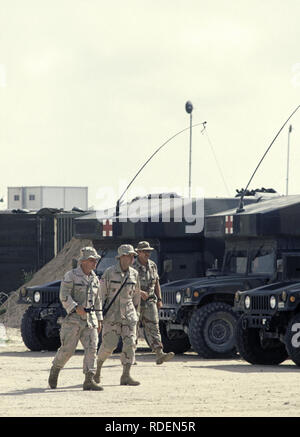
[
  {"xmin": 33, "ymin": 291, "xmax": 41, "ymax": 303},
  {"xmin": 270, "ymin": 295, "xmax": 277, "ymax": 309},
  {"xmin": 245, "ymin": 296, "xmax": 251, "ymax": 309},
  {"xmin": 175, "ymin": 291, "xmax": 181, "ymax": 304}
]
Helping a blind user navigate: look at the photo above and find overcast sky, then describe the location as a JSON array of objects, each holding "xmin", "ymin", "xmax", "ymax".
[{"xmin": 0, "ymin": 0, "xmax": 300, "ymax": 210}]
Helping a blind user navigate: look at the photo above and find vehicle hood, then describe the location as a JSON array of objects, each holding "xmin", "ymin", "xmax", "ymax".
[
  {"xmin": 161, "ymin": 274, "xmax": 271, "ymax": 291},
  {"xmin": 27, "ymin": 280, "xmax": 62, "ymax": 290},
  {"xmin": 245, "ymin": 280, "xmax": 300, "ymax": 296}
]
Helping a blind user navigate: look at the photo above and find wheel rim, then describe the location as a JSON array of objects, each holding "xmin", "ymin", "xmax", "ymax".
[{"xmin": 203, "ymin": 312, "xmax": 236, "ymax": 353}]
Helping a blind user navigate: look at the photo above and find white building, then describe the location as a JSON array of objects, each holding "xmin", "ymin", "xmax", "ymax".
[{"xmin": 8, "ymin": 186, "xmax": 88, "ymax": 211}]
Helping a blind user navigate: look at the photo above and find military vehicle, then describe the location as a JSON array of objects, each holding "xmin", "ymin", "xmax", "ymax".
[
  {"xmin": 234, "ymin": 282, "xmax": 300, "ymax": 366},
  {"xmin": 158, "ymin": 191, "xmax": 300, "ymax": 359},
  {"xmin": 18, "ymin": 193, "xmax": 255, "ymax": 351},
  {"xmin": 233, "ymin": 197, "xmax": 300, "ymax": 365}
]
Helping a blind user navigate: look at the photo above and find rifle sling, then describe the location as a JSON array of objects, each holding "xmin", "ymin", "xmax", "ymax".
[{"xmin": 102, "ymin": 275, "xmax": 129, "ymax": 317}]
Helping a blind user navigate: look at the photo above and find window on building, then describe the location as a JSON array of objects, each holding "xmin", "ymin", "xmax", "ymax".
[
  {"xmin": 29, "ymin": 194, "xmax": 35, "ymax": 201},
  {"xmin": 14, "ymin": 195, "xmax": 20, "ymax": 201}
]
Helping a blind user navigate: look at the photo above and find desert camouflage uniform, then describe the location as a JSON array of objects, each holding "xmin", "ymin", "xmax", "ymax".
[
  {"xmin": 133, "ymin": 258, "xmax": 163, "ymax": 350},
  {"xmin": 52, "ymin": 266, "xmax": 102, "ymax": 374},
  {"xmin": 97, "ymin": 262, "xmax": 140, "ymax": 365}
]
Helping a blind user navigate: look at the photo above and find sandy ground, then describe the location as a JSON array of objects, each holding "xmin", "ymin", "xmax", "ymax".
[{"xmin": 1, "ymin": 327, "xmax": 300, "ymax": 418}]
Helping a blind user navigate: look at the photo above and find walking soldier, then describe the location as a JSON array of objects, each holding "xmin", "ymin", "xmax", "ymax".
[
  {"xmin": 48, "ymin": 247, "xmax": 103, "ymax": 391},
  {"xmin": 133, "ymin": 241, "xmax": 174, "ymax": 364},
  {"xmin": 95, "ymin": 244, "xmax": 141, "ymax": 386}
]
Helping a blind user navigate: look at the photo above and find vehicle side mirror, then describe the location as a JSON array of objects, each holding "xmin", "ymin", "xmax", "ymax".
[
  {"xmin": 277, "ymin": 259, "xmax": 283, "ymax": 273},
  {"xmin": 206, "ymin": 268, "xmax": 222, "ymax": 277}
]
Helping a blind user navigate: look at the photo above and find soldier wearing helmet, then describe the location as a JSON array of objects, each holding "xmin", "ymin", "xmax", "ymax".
[
  {"xmin": 133, "ymin": 241, "xmax": 174, "ymax": 365},
  {"xmin": 94, "ymin": 244, "xmax": 141, "ymax": 386},
  {"xmin": 48, "ymin": 246, "xmax": 103, "ymax": 391}
]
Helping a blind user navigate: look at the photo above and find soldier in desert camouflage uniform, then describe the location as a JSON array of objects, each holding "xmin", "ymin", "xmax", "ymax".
[
  {"xmin": 48, "ymin": 247, "xmax": 103, "ymax": 391},
  {"xmin": 95, "ymin": 244, "xmax": 141, "ymax": 386},
  {"xmin": 133, "ymin": 241, "xmax": 174, "ymax": 365}
]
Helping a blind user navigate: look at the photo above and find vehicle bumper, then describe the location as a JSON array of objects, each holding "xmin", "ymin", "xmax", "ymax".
[
  {"xmin": 241, "ymin": 314, "xmax": 273, "ymax": 329},
  {"xmin": 159, "ymin": 307, "xmax": 178, "ymax": 322}
]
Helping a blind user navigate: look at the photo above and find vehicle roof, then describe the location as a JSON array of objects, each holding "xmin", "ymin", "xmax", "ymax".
[
  {"xmin": 205, "ymin": 194, "xmax": 300, "ymax": 238},
  {"xmin": 74, "ymin": 195, "xmax": 257, "ymax": 240}
]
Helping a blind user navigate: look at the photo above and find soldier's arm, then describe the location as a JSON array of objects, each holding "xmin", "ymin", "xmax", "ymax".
[
  {"xmin": 59, "ymin": 271, "xmax": 78, "ymax": 314},
  {"xmin": 99, "ymin": 269, "xmax": 109, "ymax": 312},
  {"xmin": 94, "ymin": 278, "xmax": 103, "ymax": 322},
  {"xmin": 154, "ymin": 279, "xmax": 162, "ymax": 301},
  {"xmin": 133, "ymin": 275, "xmax": 141, "ymax": 316},
  {"xmin": 154, "ymin": 265, "xmax": 163, "ymax": 305}
]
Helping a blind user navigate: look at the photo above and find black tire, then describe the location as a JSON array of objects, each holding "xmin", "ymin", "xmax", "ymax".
[
  {"xmin": 188, "ymin": 302, "xmax": 238, "ymax": 358},
  {"xmin": 21, "ymin": 306, "xmax": 61, "ymax": 351},
  {"xmin": 236, "ymin": 315, "xmax": 288, "ymax": 365},
  {"xmin": 285, "ymin": 313, "xmax": 300, "ymax": 366},
  {"xmin": 159, "ymin": 321, "xmax": 191, "ymax": 354},
  {"xmin": 97, "ymin": 331, "xmax": 123, "ymax": 353}
]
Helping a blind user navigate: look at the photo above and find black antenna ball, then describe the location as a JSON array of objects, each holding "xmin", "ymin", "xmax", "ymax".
[{"xmin": 185, "ymin": 101, "xmax": 193, "ymax": 114}]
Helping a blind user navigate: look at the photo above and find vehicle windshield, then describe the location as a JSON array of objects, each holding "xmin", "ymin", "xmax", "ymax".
[
  {"xmin": 284, "ymin": 255, "xmax": 300, "ymax": 280},
  {"xmin": 95, "ymin": 248, "xmax": 159, "ymax": 276},
  {"xmin": 95, "ymin": 249, "xmax": 118, "ymax": 276},
  {"xmin": 250, "ymin": 250, "xmax": 275, "ymax": 275},
  {"xmin": 224, "ymin": 251, "xmax": 248, "ymax": 274}
]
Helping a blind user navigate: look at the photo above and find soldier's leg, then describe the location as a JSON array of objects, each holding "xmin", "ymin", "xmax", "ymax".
[
  {"xmin": 49, "ymin": 319, "xmax": 80, "ymax": 388},
  {"xmin": 80, "ymin": 326, "xmax": 98, "ymax": 374},
  {"xmin": 120, "ymin": 323, "xmax": 140, "ymax": 386},
  {"xmin": 52, "ymin": 319, "xmax": 80, "ymax": 368},
  {"xmin": 98, "ymin": 322, "xmax": 121, "ymax": 361},
  {"xmin": 95, "ymin": 322, "xmax": 121, "ymax": 383},
  {"xmin": 80, "ymin": 326, "xmax": 104, "ymax": 391},
  {"xmin": 141, "ymin": 301, "xmax": 163, "ymax": 351},
  {"xmin": 133, "ymin": 308, "xmax": 144, "ymax": 365},
  {"xmin": 143, "ymin": 301, "xmax": 174, "ymax": 365}
]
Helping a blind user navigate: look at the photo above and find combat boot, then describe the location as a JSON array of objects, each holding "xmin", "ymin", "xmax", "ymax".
[
  {"xmin": 120, "ymin": 364, "xmax": 140, "ymax": 386},
  {"xmin": 48, "ymin": 365, "xmax": 60, "ymax": 389},
  {"xmin": 94, "ymin": 359, "xmax": 104, "ymax": 384},
  {"xmin": 155, "ymin": 348, "xmax": 175, "ymax": 365},
  {"xmin": 83, "ymin": 371, "xmax": 104, "ymax": 391}
]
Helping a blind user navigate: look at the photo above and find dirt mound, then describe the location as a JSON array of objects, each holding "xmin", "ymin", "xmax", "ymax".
[{"xmin": 0, "ymin": 237, "xmax": 93, "ymax": 328}]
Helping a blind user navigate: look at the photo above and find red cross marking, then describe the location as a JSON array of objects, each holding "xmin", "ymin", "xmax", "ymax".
[
  {"xmin": 102, "ymin": 219, "xmax": 113, "ymax": 237},
  {"xmin": 225, "ymin": 215, "xmax": 233, "ymax": 234}
]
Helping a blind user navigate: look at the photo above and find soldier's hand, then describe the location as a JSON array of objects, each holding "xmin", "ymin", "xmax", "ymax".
[
  {"xmin": 157, "ymin": 300, "xmax": 163, "ymax": 309},
  {"xmin": 75, "ymin": 305, "xmax": 86, "ymax": 316},
  {"xmin": 140, "ymin": 290, "xmax": 148, "ymax": 301},
  {"xmin": 97, "ymin": 322, "xmax": 102, "ymax": 334}
]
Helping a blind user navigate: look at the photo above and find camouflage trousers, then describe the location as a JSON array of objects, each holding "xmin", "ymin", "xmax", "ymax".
[
  {"xmin": 98, "ymin": 321, "xmax": 137, "ymax": 365},
  {"xmin": 139, "ymin": 300, "xmax": 163, "ymax": 350},
  {"xmin": 52, "ymin": 315, "xmax": 98, "ymax": 374}
]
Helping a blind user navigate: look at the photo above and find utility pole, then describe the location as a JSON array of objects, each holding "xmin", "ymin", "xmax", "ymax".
[
  {"xmin": 185, "ymin": 101, "xmax": 193, "ymax": 198},
  {"xmin": 286, "ymin": 124, "xmax": 292, "ymax": 195}
]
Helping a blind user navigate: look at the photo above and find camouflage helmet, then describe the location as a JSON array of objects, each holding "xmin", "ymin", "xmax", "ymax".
[
  {"xmin": 135, "ymin": 241, "xmax": 154, "ymax": 251},
  {"xmin": 78, "ymin": 246, "xmax": 101, "ymax": 262},
  {"xmin": 116, "ymin": 244, "xmax": 138, "ymax": 259}
]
